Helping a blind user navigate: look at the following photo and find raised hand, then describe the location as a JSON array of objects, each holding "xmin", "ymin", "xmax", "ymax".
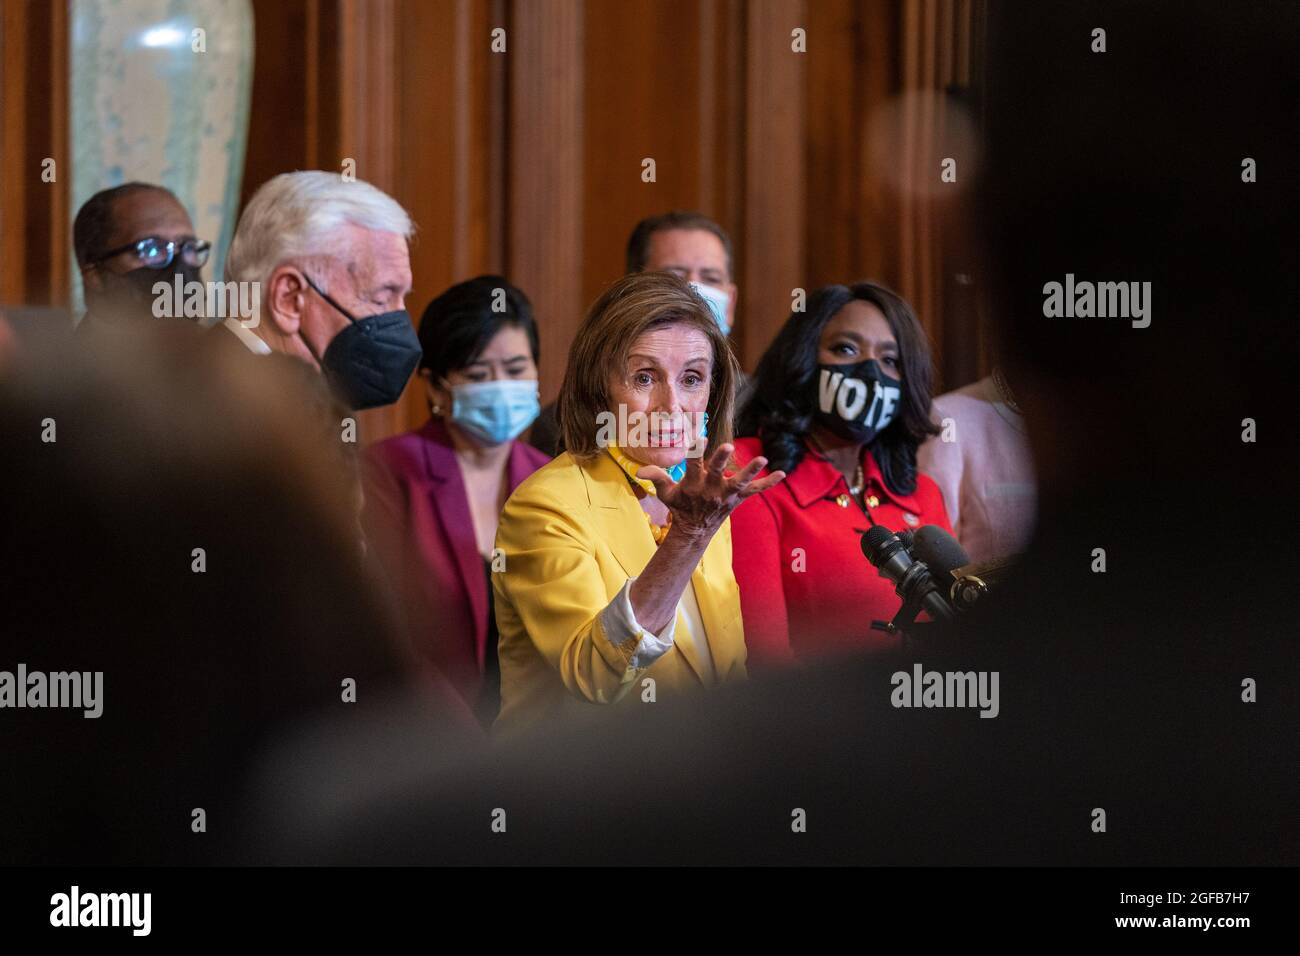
[{"xmin": 638, "ymin": 438, "xmax": 785, "ymax": 541}]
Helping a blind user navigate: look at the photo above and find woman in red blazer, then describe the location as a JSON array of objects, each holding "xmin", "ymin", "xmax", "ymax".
[
  {"xmin": 363, "ymin": 276, "xmax": 550, "ymax": 725},
  {"xmin": 730, "ymin": 281, "xmax": 953, "ymax": 667}
]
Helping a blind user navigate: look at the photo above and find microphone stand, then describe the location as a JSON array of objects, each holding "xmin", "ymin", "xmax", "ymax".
[{"xmin": 871, "ymin": 598, "xmax": 935, "ymax": 652}]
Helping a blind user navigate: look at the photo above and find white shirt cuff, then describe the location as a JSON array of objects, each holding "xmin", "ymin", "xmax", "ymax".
[{"xmin": 599, "ymin": 577, "xmax": 676, "ymax": 669}]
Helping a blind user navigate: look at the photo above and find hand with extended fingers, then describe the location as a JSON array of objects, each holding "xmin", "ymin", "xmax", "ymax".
[
  {"xmin": 626, "ymin": 437, "xmax": 785, "ymax": 638},
  {"xmin": 637, "ymin": 438, "xmax": 786, "ymax": 542}
]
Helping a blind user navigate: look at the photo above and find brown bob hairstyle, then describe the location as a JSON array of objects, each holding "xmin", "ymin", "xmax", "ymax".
[{"xmin": 556, "ymin": 271, "xmax": 739, "ymax": 459}]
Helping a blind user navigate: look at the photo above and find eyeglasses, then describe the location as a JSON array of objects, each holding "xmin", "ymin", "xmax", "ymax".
[{"xmin": 90, "ymin": 236, "xmax": 211, "ymax": 270}]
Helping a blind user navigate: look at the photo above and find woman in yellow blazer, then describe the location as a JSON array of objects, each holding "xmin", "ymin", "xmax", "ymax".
[{"xmin": 493, "ymin": 272, "xmax": 785, "ymax": 731}]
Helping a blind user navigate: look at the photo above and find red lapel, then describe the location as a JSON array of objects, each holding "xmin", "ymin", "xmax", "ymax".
[
  {"xmin": 785, "ymin": 439, "xmax": 924, "ymax": 514},
  {"xmin": 418, "ymin": 419, "xmax": 490, "ymax": 671}
]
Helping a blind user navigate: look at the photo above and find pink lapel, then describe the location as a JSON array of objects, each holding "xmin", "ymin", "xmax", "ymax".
[
  {"xmin": 418, "ymin": 419, "xmax": 490, "ymax": 671},
  {"xmin": 418, "ymin": 420, "xmax": 548, "ymax": 673},
  {"xmin": 506, "ymin": 438, "xmax": 549, "ymax": 492}
]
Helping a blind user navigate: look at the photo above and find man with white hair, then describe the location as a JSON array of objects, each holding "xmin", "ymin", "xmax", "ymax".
[{"xmin": 221, "ymin": 170, "xmax": 422, "ymax": 409}]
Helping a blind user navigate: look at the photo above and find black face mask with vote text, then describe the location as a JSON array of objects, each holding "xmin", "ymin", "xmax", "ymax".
[{"xmin": 813, "ymin": 359, "xmax": 902, "ymax": 444}]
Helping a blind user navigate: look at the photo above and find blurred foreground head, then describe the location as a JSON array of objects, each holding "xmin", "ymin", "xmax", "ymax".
[
  {"xmin": 0, "ymin": 325, "xmax": 424, "ymax": 863},
  {"xmin": 978, "ymin": 0, "xmax": 1298, "ymax": 505}
]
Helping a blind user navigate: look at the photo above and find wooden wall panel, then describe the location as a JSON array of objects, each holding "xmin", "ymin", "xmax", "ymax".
[
  {"xmin": 579, "ymin": 0, "xmax": 748, "ymax": 374},
  {"xmin": 801, "ymin": 0, "xmax": 904, "ymax": 294},
  {"xmin": 701, "ymin": 0, "xmax": 745, "ymax": 259},
  {"xmin": 897, "ymin": 0, "xmax": 938, "ymax": 358},
  {"xmin": 0, "ymin": 0, "xmax": 29, "ymax": 303},
  {"xmin": 581, "ymin": 0, "xmax": 706, "ymax": 308},
  {"xmin": 335, "ymin": 0, "xmax": 401, "ymax": 441},
  {"xmin": 392, "ymin": 0, "xmax": 500, "ymax": 430},
  {"xmin": 3, "ymin": 0, "xmax": 984, "ymax": 438},
  {"xmin": 241, "ymin": 0, "xmax": 312, "ymax": 210},
  {"xmin": 396, "ymin": 0, "xmax": 461, "ymax": 306},
  {"xmin": 0, "ymin": 0, "xmax": 69, "ymax": 308},
  {"xmin": 338, "ymin": 0, "xmax": 397, "ymax": 190},
  {"xmin": 741, "ymin": 0, "xmax": 805, "ymax": 372},
  {"xmin": 804, "ymin": 0, "xmax": 864, "ymax": 288},
  {"xmin": 894, "ymin": 0, "xmax": 982, "ymax": 392},
  {"xmin": 43, "ymin": 0, "xmax": 69, "ymax": 307},
  {"xmin": 801, "ymin": 0, "xmax": 982, "ymax": 394},
  {"xmin": 237, "ymin": 0, "xmax": 979, "ymax": 425},
  {"xmin": 939, "ymin": 0, "xmax": 985, "ymax": 392},
  {"xmin": 507, "ymin": 0, "xmax": 584, "ymax": 406},
  {"xmin": 856, "ymin": 0, "xmax": 903, "ymax": 290}
]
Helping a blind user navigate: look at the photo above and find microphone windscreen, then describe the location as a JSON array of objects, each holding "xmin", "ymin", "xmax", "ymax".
[
  {"xmin": 861, "ymin": 524, "xmax": 895, "ymax": 563},
  {"xmin": 912, "ymin": 525, "xmax": 971, "ymax": 575}
]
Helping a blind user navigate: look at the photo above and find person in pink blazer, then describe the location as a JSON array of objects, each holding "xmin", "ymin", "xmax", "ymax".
[{"xmin": 363, "ymin": 276, "xmax": 549, "ymax": 725}]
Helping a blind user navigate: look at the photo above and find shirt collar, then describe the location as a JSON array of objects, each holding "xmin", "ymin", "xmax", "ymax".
[
  {"xmin": 606, "ymin": 444, "xmax": 658, "ymax": 496},
  {"xmin": 784, "ymin": 438, "xmax": 922, "ymax": 513},
  {"xmin": 222, "ymin": 316, "xmax": 272, "ymax": 355}
]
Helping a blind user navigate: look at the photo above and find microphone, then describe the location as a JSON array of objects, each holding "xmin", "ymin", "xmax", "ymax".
[
  {"xmin": 913, "ymin": 525, "xmax": 1012, "ymax": 610},
  {"xmin": 860, "ymin": 525, "xmax": 954, "ymax": 624},
  {"xmin": 911, "ymin": 525, "xmax": 970, "ymax": 579}
]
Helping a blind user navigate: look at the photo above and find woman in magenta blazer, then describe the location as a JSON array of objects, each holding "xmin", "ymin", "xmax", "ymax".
[
  {"xmin": 363, "ymin": 276, "xmax": 550, "ymax": 725},
  {"xmin": 730, "ymin": 281, "xmax": 953, "ymax": 667}
]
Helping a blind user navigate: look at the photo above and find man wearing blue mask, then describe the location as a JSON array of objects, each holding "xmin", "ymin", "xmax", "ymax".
[
  {"xmin": 529, "ymin": 210, "xmax": 741, "ymax": 456},
  {"xmin": 626, "ymin": 210, "xmax": 738, "ymax": 338},
  {"xmin": 222, "ymin": 171, "xmax": 422, "ymax": 411}
]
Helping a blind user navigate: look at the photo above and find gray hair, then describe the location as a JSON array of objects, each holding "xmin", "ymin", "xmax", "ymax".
[{"xmin": 224, "ymin": 171, "xmax": 414, "ymax": 299}]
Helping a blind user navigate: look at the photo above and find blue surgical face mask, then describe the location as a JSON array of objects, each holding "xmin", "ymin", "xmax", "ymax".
[
  {"xmin": 665, "ymin": 411, "xmax": 710, "ymax": 482},
  {"xmin": 689, "ymin": 281, "xmax": 732, "ymax": 336},
  {"xmin": 449, "ymin": 379, "xmax": 540, "ymax": 446}
]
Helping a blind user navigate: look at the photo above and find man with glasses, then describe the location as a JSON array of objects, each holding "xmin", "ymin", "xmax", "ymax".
[{"xmin": 72, "ymin": 182, "xmax": 210, "ymax": 333}]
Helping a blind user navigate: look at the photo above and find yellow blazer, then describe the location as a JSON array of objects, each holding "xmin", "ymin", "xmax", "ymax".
[{"xmin": 493, "ymin": 449, "xmax": 747, "ymax": 731}]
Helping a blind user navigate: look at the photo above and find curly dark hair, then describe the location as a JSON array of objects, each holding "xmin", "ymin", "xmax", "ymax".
[{"xmin": 737, "ymin": 281, "xmax": 939, "ymax": 495}]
